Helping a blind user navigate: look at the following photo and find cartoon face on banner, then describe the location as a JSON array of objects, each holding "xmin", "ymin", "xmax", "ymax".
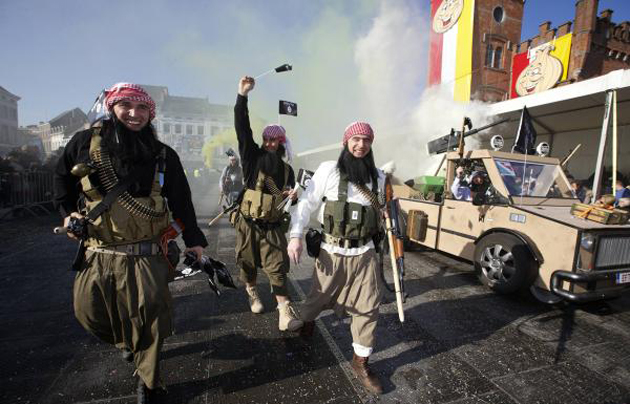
[
  {"xmin": 432, "ymin": 0, "xmax": 464, "ymax": 34},
  {"xmin": 515, "ymin": 46, "xmax": 563, "ymax": 96}
]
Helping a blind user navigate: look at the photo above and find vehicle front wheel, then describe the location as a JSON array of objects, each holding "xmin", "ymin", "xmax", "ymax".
[{"xmin": 474, "ymin": 233, "xmax": 538, "ymax": 294}]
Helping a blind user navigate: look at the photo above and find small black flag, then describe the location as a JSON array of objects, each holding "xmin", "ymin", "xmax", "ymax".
[
  {"xmin": 275, "ymin": 64, "xmax": 292, "ymax": 73},
  {"xmin": 297, "ymin": 169, "xmax": 314, "ymax": 190},
  {"xmin": 279, "ymin": 100, "xmax": 298, "ymax": 116},
  {"xmin": 512, "ymin": 106, "xmax": 537, "ymax": 154},
  {"xmin": 87, "ymin": 89, "xmax": 109, "ymax": 124}
]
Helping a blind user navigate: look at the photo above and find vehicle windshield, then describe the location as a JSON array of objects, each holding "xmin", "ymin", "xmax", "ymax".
[{"xmin": 494, "ymin": 158, "xmax": 574, "ymax": 198}]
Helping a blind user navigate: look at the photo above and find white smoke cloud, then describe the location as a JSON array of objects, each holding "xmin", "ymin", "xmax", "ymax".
[{"xmin": 354, "ymin": 0, "xmax": 494, "ymax": 181}]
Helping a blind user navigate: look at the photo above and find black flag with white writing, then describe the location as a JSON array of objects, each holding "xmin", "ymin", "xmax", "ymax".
[
  {"xmin": 279, "ymin": 100, "xmax": 298, "ymax": 116},
  {"xmin": 296, "ymin": 168, "xmax": 314, "ymax": 190},
  {"xmin": 86, "ymin": 89, "xmax": 109, "ymax": 124},
  {"xmin": 512, "ymin": 106, "xmax": 537, "ymax": 155}
]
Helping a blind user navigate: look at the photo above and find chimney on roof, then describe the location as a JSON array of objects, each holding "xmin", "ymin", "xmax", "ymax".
[
  {"xmin": 600, "ymin": 9, "xmax": 613, "ymax": 21},
  {"xmin": 539, "ymin": 21, "xmax": 551, "ymax": 36},
  {"xmin": 557, "ymin": 21, "xmax": 572, "ymax": 36}
]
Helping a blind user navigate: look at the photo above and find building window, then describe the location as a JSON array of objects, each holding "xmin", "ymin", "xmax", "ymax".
[
  {"xmin": 494, "ymin": 47, "xmax": 503, "ymax": 69},
  {"xmin": 485, "ymin": 44, "xmax": 494, "ymax": 67},
  {"xmin": 186, "ymin": 124, "xmax": 193, "ymax": 135},
  {"xmin": 197, "ymin": 125, "xmax": 204, "ymax": 135},
  {"xmin": 163, "ymin": 123, "xmax": 171, "ymax": 134},
  {"xmin": 493, "ymin": 6, "xmax": 504, "ymax": 23},
  {"xmin": 175, "ymin": 124, "xmax": 182, "ymax": 134}
]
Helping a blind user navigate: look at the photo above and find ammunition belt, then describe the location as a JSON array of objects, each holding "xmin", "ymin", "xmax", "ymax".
[
  {"xmin": 322, "ymin": 233, "xmax": 373, "ymax": 249},
  {"xmin": 92, "ymin": 147, "xmax": 166, "ymax": 221},
  {"xmin": 87, "ymin": 241, "xmax": 161, "ymax": 256}
]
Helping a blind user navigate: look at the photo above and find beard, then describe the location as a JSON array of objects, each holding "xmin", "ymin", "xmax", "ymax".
[
  {"xmin": 101, "ymin": 118, "xmax": 160, "ymax": 177},
  {"xmin": 257, "ymin": 144, "xmax": 286, "ymax": 175},
  {"xmin": 337, "ymin": 148, "xmax": 378, "ymax": 186}
]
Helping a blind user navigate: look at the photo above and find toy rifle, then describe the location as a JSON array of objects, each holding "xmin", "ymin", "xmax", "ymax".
[
  {"xmin": 208, "ymin": 201, "xmax": 239, "ymax": 227},
  {"xmin": 457, "ymin": 117, "xmax": 474, "ymax": 160},
  {"xmin": 384, "ymin": 179, "xmax": 405, "ymax": 323}
]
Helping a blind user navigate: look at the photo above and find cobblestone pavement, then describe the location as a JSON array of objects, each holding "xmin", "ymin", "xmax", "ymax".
[{"xmin": 1, "ymin": 187, "xmax": 629, "ymax": 403}]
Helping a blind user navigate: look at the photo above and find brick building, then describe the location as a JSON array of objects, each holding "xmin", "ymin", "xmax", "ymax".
[
  {"xmin": 515, "ymin": 0, "xmax": 630, "ymax": 89},
  {"xmin": 431, "ymin": 0, "xmax": 630, "ymax": 103},
  {"xmin": 471, "ymin": 0, "xmax": 524, "ymax": 102}
]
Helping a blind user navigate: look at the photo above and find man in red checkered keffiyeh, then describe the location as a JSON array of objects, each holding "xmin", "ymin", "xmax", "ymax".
[
  {"xmin": 55, "ymin": 82, "xmax": 207, "ymax": 403},
  {"xmin": 287, "ymin": 119, "xmax": 386, "ymax": 395},
  {"xmin": 233, "ymin": 75, "xmax": 303, "ymax": 334}
]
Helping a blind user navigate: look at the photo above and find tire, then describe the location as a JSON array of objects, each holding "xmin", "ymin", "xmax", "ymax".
[{"xmin": 474, "ymin": 233, "xmax": 538, "ymax": 294}]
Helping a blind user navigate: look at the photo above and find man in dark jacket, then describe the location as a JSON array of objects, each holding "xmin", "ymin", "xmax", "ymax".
[
  {"xmin": 54, "ymin": 83, "xmax": 207, "ymax": 403},
  {"xmin": 233, "ymin": 76, "xmax": 302, "ymax": 332}
]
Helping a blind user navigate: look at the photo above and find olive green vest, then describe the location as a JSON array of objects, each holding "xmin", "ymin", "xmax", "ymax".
[
  {"xmin": 239, "ymin": 164, "xmax": 290, "ymax": 223},
  {"xmin": 80, "ymin": 128, "xmax": 170, "ymax": 247},
  {"xmin": 322, "ymin": 173, "xmax": 380, "ymax": 240}
]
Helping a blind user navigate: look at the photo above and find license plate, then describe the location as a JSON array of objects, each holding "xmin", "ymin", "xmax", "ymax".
[{"xmin": 616, "ymin": 272, "xmax": 630, "ymax": 284}]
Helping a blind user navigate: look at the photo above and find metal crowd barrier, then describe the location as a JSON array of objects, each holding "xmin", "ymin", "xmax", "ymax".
[{"xmin": 0, "ymin": 170, "xmax": 54, "ymax": 219}]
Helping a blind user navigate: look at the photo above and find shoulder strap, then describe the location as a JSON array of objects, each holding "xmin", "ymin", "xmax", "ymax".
[
  {"xmin": 157, "ymin": 147, "xmax": 166, "ymax": 186},
  {"xmin": 85, "ymin": 170, "xmax": 140, "ymax": 222},
  {"xmin": 338, "ymin": 171, "xmax": 348, "ymax": 203}
]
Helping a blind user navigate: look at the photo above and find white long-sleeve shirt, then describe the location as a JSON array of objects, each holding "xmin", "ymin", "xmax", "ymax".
[{"xmin": 290, "ymin": 161, "xmax": 386, "ymax": 256}]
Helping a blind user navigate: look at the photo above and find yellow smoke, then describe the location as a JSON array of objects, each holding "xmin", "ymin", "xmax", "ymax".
[{"xmin": 202, "ymin": 114, "xmax": 268, "ymax": 168}]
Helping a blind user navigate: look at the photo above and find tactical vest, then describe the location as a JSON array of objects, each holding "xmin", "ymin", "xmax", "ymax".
[
  {"xmin": 239, "ymin": 163, "xmax": 290, "ymax": 223},
  {"xmin": 80, "ymin": 128, "xmax": 170, "ymax": 247},
  {"xmin": 322, "ymin": 173, "xmax": 380, "ymax": 240}
]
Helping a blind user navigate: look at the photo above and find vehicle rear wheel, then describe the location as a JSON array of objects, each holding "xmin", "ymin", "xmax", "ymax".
[{"xmin": 474, "ymin": 233, "xmax": 538, "ymax": 294}]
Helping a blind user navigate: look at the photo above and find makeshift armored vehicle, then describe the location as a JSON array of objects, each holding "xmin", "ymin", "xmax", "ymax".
[{"xmin": 395, "ymin": 149, "xmax": 630, "ymax": 303}]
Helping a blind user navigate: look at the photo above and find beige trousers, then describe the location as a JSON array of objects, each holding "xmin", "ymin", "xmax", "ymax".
[
  {"xmin": 300, "ymin": 248, "xmax": 382, "ymax": 348},
  {"xmin": 73, "ymin": 249, "xmax": 173, "ymax": 389}
]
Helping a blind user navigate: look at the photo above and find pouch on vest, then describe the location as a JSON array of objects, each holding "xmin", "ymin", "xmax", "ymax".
[
  {"xmin": 345, "ymin": 202, "xmax": 363, "ymax": 239},
  {"xmin": 305, "ymin": 228, "xmax": 322, "ymax": 258}
]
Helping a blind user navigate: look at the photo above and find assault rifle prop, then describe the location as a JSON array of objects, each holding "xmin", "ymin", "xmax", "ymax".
[
  {"xmin": 384, "ymin": 180, "xmax": 406, "ymax": 323},
  {"xmin": 54, "ymin": 217, "xmax": 88, "ymax": 271},
  {"xmin": 208, "ymin": 200, "xmax": 239, "ymax": 227},
  {"xmin": 426, "ymin": 117, "xmax": 509, "ymax": 156},
  {"xmin": 177, "ymin": 252, "xmax": 237, "ymax": 296}
]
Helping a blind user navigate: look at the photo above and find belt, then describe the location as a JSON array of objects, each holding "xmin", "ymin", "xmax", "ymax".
[
  {"xmin": 322, "ymin": 233, "xmax": 373, "ymax": 249},
  {"xmin": 242, "ymin": 214, "xmax": 282, "ymax": 230},
  {"xmin": 87, "ymin": 241, "xmax": 161, "ymax": 256}
]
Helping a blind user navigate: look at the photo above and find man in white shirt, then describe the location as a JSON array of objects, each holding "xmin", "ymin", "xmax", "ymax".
[{"xmin": 287, "ymin": 121, "xmax": 385, "ymax": 395}]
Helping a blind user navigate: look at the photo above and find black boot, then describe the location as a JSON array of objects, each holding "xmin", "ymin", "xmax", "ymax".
[
  {"xmin": 136, "ymin": 379, "xmax": 166, "ymax": 404},
  {"xmin": 121, "ymin": 348, "xmax": 133, "ymax": 363},
  {"xmin": 137, "ymin": 379, "xmax": 149, "ymax": 404},
  {"xmin": 299, "ymin": 321, "xmax": 315, "ymax": 338}
]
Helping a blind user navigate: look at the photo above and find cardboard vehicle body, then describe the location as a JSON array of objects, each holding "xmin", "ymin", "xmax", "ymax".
[{"xmin": 395, "ymin": 149, "xmax": 630, "ymax": 303}]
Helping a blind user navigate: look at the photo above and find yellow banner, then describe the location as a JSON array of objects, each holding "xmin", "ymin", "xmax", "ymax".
[{"xmin": 454, "ymin": 0, "xmax": 475, "ymax": 102}]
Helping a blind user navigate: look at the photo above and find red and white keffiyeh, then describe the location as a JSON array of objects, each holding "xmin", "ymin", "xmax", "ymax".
[{"xmin": 105, "ymin": 83, "xmax": 156, "ymax": 120}]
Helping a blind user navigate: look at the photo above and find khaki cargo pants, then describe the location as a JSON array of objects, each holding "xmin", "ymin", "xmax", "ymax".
[
  {"xmin": 300, "ymin": 248, "xmax": 382, "ymax": 348},
  {"xmin": 73, "ymin": 249, "xmax": 173, "ymax": 389},
  {"xmin": 234, "ymin": 214, "xmax": 290, "ymax": 296}
]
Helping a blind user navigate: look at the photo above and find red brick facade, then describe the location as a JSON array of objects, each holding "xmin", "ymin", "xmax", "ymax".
[
  {"xmin": 471, "ymin": 0, "xmax": 524, "ymax": 102},
  {"xmin": 469, "ymin": 0, "xmax": 630, "ymax": 102}
]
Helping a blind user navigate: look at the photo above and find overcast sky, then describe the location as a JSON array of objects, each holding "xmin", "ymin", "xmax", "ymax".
[{"xmin": 1, "ymin": 0, "xmax": 629, "ymax": 153}]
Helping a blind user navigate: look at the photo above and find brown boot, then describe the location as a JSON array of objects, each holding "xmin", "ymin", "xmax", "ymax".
[{"xmin": 351, "ymin": 353, "xmax": 383, "ymax": 395}]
